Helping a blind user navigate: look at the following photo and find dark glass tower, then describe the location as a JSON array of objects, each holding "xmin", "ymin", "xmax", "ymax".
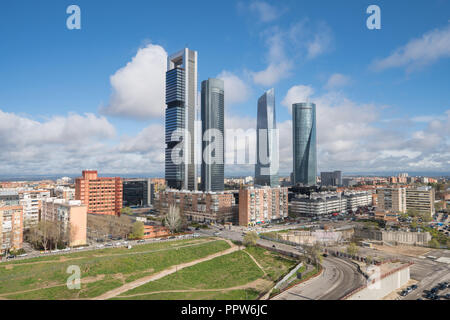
[
  {"xmin": 201, "ymin": 78, "xmax": 224, "ymax": 192},
  {"xmin": 255, "ymin": 88, "xmax": 279, "ymax": 187},
  {"xmin": 292, "ymin": 102, "xmax": 317, "ymax": 186},
  {"xmin": 165, "ymin": 48, "xmax": 198, "ymax": 190}
]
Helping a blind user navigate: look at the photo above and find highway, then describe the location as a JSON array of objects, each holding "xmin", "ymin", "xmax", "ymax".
[{"xmin": 273, "ymin": 256, "xmax": 366, "ymax": 300}]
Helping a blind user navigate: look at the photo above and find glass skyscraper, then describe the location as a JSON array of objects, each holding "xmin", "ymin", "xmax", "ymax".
[
  {"xmin": 201, "ymin": 78, "xmax": 224, "ymax": 192},
  {"xmin": 255, "ymin": 88, "xmax": 279, "ymax": 187},
  {"xmin": 292, "ymin": 102, "xmax": 317, "ymax": 186},
  {"xmin": 165, "ymin": 48, "xmax": 198, "ymax": 190}
]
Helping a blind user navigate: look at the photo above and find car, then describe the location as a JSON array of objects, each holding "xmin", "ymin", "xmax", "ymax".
[
  {"xmin": 323, "ymin": 253, "xmax": 328, "ymax": 257},
  {"xmin": 51, "ymin": 249, "xmax": 60, "ymax": 253},
  {"xmin": 431, "ymin": 287, "xmax": 438, "ymax": 294},
  {"xmin": 105, "ymin": 243, "xmax": 113, "ymax": 247},
  {"xmin": 7, "ymin": 255, "xmax": 15, "ymax": 259},
  {"xmin": 168, "ymin": 236, "xmax": 176, "ymax": 239},
  {"xmin": 411, "ymin": 284, "xmax": 418, "ymax": 290},
  {"xmin": 96, "ymin": 244, "xmax": 104, "ymax": 248},
  {"xmin": 400, "ymin": 290, "xmax": 408, "ymax": 296},
  {"xmin": 137, "ymin": 239, "xmax": 145, "ymax": 243},
  {"xmin": 272, "ymin": 245, "xmax": 276, "ymax": 248},
  {"xmin": 76, "ymin": 247, "xmax": 85, "ymax": 250}
]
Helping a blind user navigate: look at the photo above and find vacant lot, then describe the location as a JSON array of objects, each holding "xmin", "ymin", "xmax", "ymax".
[
  {"xmin": 0, "ymin": 238, "xmax": 230, "ymax": 299},
  {"xmin": 113, "ymin": 245, "xmax": 297, "ymax": 300}
]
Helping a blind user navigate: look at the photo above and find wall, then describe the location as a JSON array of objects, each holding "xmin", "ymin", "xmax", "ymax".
[{"xmin": 344, "ymin": 265, "xmax": 411, "ymax": 300}]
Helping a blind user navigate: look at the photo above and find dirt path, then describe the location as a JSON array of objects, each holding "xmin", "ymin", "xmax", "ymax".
[
  {"xmin": 115, "ymin": 278, "xmax": 269, "ymax": 298},
  {"xmin": 242, "ymin": 250, "xmax": 266, "ymax": 276},
  {"xmin": 93, "ymin": 239, "xmax": 239, "ymax": 300}
]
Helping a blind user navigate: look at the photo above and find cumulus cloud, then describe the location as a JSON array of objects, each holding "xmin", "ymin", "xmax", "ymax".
[
  {"xmin": 325, "ymin": 73, "xmax": 351, "ymax": 90},
  {"xmin": 217, "ymin": 71, "xmax": 251, "ymax": 105},
  {"xmin": 101, "ymin": 44, "xmax": 167, "ymax": 119},
  {"xmin": 372, "ymin": 24, "xmax": 450, "ymax": 72},
  {"xmin": 281, "ymin": 85, "xmax": 314, "ymax": 110},
  {"xmin": 279, "ymin": 85, "xmax": 450, "ymax": 173},
  {"xmin": 305, "ymin": 22, "xmax": 333, "ymax": 59}
]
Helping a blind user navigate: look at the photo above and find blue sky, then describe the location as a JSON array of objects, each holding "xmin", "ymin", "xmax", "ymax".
[{"xmin": 0, "ymin": 0, "xmax": 449, "ymax": 176}]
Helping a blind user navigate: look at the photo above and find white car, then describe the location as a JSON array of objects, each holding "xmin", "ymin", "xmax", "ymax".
[
  {"xmin": 62, "ymin": 248, "xmax": 71, "ymax": 252},
  {"xmin": 51, "ymin": 249, "xmax": 60, "ymax": 253},
  {"xmin": 76, "ymin": 247, "xmax": 85, "ymax": 250},
  {"xmin": 96, "ymin": 244, "xmax": 104, "ymax": 248},
  {"xmin": 18, "ymin": 253, "xmax": 28, "ymax": 257}
]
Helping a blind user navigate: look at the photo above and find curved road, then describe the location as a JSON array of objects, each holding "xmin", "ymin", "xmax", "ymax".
[{"xmin": 273, "ymin": 256, "xmax": 366, "ymax": 300}]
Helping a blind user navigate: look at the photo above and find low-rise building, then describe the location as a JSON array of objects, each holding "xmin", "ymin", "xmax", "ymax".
[
  {"xmin": 157, "ymin": 189, "xmax": 238, "ymax": 224},
  {"xmin": 143, "ymin": 225, "xmax": 170, "ymax": 239}
]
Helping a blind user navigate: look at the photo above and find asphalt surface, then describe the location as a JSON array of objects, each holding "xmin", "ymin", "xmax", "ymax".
[{"xmin": 273, "ymin": 256, "xmax": 366, "ymax": 300}]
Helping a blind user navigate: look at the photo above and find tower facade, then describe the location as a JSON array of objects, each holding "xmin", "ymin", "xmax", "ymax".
[
  {"xmin": 201, "ymin": 78, "xmax": 225, "ymax": 192},
  {"xmin": 255, "ymin": 88, "xmax": 279, "ymax": 187},
  {"xmin": 292, "ymin": 102, "xmax": 317, "ymax": 186},
  {"xmin": 165, "ymin": 48, "xmax": 198, "ymax": 190}
]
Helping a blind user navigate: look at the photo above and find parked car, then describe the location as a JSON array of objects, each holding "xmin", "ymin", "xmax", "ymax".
[
  {"xmin": 137, "ymin": 239, "xmax": 145, "ymax": 243},
  {"xmin": 7, "ymin": 255, "xmax": 15, "ymax": 259},
  {"xmin": 400, "ymin": 290, "xmax": 408, "ymax": 296}
]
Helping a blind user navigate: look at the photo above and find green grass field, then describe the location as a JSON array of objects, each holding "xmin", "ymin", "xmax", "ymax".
[
  {"xmin": 0, "ymin": 238, "xmax": 230, "ymax": 299},
  {"xmin": 113, "ymin": 245, "xmax": 297, "ymax": 300}
]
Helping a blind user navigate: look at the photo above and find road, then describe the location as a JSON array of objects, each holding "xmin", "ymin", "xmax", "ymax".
[
  {"xmin": 273, "ymin": 256, "xmax": 366, "ymax": 300},
  {"xmin": 198, "ymin": 226, "xmax": 367, "ymax": 300}
]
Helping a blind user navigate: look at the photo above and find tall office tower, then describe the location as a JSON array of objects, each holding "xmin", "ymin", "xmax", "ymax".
[
  {"xmin": 255, "ymin": 88, "xmax": 279, "ymax": 187},
  {"xmin": 201, "ymin": 78, "xmax": 225, "ymax": 192},
  {"xmin": 165, "ymin": 48, "xmax": 198, "ymax": 190},
  {"xmin": 292, "ymin": 102, "xmax": 317, "ymax": 186},
  {"xmin": 321, "ymin": 171, "xmax": 342, "ymax": 186}
]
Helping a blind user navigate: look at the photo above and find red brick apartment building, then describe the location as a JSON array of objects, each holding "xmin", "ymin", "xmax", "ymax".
[
  {"xmin": 143, "ymin": 225, "xmax": 170, "ymax": 239},
  {"xmin": 75, "ymin": 170, "xmax": 122, "ymax": 216}
]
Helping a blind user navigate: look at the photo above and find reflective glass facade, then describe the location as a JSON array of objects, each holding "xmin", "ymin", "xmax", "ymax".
[
  {"xmin": 201, "ymin": 78, "xmax": 224, "ymax": 192},
  {"xmin": 255, "ymin": 88, "xmax": 279, "ymax": 187},
  {"xmin": 292, "ymin": 102, "xmax": 317, "ymax": 186},
  {"xmin": 164, "ymin": 48, "xmax": 197, "ymax": 190}
]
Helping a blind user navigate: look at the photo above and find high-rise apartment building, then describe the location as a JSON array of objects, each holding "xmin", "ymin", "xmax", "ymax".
[
  {"xmin": 75, "ymin": 170, "xmax": 122, "ymax": 216},
  {"xmin": 321, "ymin": 171, "xmax": 342, "ymax": 186},
  {"xmin": 292, "ymin": 103, "xmax": 317, "ymax": 186},
  {"xmin": 376, "ymin": 187, "xmax": 406, "ymax": 213},
  {"xmin": 239, "ymin": 186, "xmax": 288, "ymax": 226},
  {"xmin": 406, "ymin": 187, "xmax": 435, "ymax": 217},
  {"xmin": 201, "ymin": 78, "xmax": 224, "ymax": 192},
  {"xmin": 19, "ymin": 190, "xmax": 51, "ymax": 229},
  {"xmin": 165, "ymin": 48, "xmax": 198, "ymax": 191},
  {"xmin": 255, "ymin": 88, "xmax": 279, "ymax": 187},
  {"xmin": 0, "ymin": 203, "xmax": 23, "ymax": 254}
]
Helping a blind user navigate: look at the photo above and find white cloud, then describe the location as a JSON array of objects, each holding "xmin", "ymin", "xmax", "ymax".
[
  {"xmin": 101, "ymin": 44, "xmax": 167, "ymax": 119},
  {"xmin": 372, "ymin": 24, "xmax": 450, "ymax": 72},
  {"xmin": 252, "ymin": 31, "xmax": 293, "ymax": 86},
  {"xmin": 281, "ymin": 85, "xmax": 314, "ymax": 110},
  {"xmin": 247, "ymin": 1, "xmax": 284, "ymax": 23},
  {"xmin": 325, "ymin": 73, "xmax": 351, "ymax": 89},
  {"xmin": 305, "ymin": 23, "xmax": 333, "ymax": 59},
  {"xmin": 217, "ymin": 71, "xmax": 251, "ymax": 105}
]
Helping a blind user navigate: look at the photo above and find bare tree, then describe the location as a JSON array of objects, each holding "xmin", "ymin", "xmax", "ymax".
[{"xmin": 164, "ymin": 205, "xmax": 182, "ymax": 233}]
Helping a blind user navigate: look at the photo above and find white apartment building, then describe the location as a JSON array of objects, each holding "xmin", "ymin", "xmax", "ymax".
[{"xmin": 19, "ymin": 190, "xmax": 51, "ymax": 229}]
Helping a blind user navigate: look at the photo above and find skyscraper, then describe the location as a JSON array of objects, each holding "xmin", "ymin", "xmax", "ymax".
[
  {"xmin": 255, "ymin": 88, "xmax": 279, "ymax": 187},
  {"xmin": 321, "ymin": 171, "xmax": 342, "ymax": 186},
  {"xmin": 165, "ymin": 48, "xmax": 198, "ymax": 190},
  {"xmin": 201, "ymin": 78, "xmax": 225, "ymax": 192},
  {"xmin": 292, "ymin": 102, "xmax": 317, "ymax": 186}
]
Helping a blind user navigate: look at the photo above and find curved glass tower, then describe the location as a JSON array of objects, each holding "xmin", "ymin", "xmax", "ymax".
[
  {"xmin": 201, "ymin": 78, "xmax": 224, "ymax": 192},
  {"xmin": 292, "ymin": 102, "xmax": 317, "ymax": 186},
  {"xmin": 255, "ymin": 88, "xmax": 279, "ymax": 187}
]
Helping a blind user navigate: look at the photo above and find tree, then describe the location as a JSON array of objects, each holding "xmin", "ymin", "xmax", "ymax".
[
  {"xmin": 366, "ymin": 255, "xmax": 373, "ymax": 265},
  {"xmin": 347, "ymin": 242, "xmax": 359, "ymax": 257},
  {"xmin": 164, "ymin": 205, "xmax": 182, "ymax": 233},
  {"xmin": 428, "ymin": 238, "xmax": 440, "ymax": 248},
  {"xmin": 407, "ymin": 208, "xmax": 419, "ymax": 218},
  {"xmin": 243, "ymin": 231, "xmax": 259, "ymax": 246},
  {"xmin": 121, "ymin": 207, "xmax": 133, "ymax": 216},
  {"xmin": 130, "ymin": 221, "xmax": 144, "ymax": 240},
  {"xmin": 305, "ymin": 243, "xmax": 323, "ymax": 267}
]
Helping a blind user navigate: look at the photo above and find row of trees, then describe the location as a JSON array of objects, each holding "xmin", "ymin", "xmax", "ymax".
[{"xmin": 26, "ymin": 220, "xmax": 77, "ymax": 251}]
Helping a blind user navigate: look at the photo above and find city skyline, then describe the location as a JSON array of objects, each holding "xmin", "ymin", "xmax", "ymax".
[{"xmin": 0, "ymin": 1, "xmax": 449, "ymax": 177}]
